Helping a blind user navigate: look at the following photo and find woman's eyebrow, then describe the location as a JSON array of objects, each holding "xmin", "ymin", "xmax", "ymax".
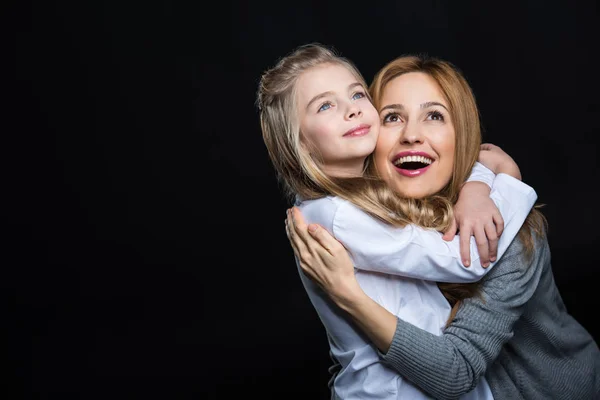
[
  {"xmin": 380, "ymin": 101, "xmax": 449, "ymax": 113},
  {"xmin": 420, "ymin": 101, "xmax": 449, "ymax": 111},
  {"xmin": 379, "ymin": 103, "xmax": 404, "ymax": 113}
]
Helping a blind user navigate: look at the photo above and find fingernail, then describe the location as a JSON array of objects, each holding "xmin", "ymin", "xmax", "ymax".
[
  {"xmin": 483, "ymin": 262, "xmax": 490, "ymax": 268},
  {"xmin": 490, "ymin": 257, "xmax": 496, "ymax": 262},
  {"xmin": 463, "ymin": 260, "xmax": 470, "ymax": 267},
  {"xmin": 308, "ymin": 224, "xmax": 317, "ymax": 233}
]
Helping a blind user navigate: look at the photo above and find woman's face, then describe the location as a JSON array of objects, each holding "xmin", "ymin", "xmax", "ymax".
[
  {"xmin": 296, "ymin": 63, "xmax": 380, "ymax": 177},
  {"xmin": 374, "ymin": 72, "xmax": 455, "ymax": 198}
]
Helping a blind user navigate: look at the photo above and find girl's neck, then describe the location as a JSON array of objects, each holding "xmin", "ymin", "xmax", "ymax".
[{"xmin": 321, "ymin": 159, "xmax": 366, "ymax": 178}]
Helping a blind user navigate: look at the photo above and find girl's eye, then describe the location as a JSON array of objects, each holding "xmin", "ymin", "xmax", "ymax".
[
  {"xmin": 318, "ymin": 102, "xmax": 333, "ymax": 112},
  {"xmin": 427, "ymin": 110, "xmax": 444, "ymax": 121},
  {"xmin": 352, "ymin": 91, "xmax": 366, "ymax": 100},
  {"xmin": 383, "ymin": 113, "xmax": 402, "ymax": 123}
]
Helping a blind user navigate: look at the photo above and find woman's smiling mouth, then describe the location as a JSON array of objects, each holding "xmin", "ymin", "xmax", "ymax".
[{"xmin": 392, "ymin": 151, "xmax": 434, "ymax": 176}]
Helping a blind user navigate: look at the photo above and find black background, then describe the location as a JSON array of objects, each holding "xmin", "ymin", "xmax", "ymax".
[{"xmin": 4, "ymin": 1, "xmax": 599, "ymax": 399}]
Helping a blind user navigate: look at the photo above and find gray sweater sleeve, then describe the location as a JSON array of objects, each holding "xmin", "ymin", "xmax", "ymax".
[{"xmin": 380, "ymin": 239, "xmax": 543, "ymax": 400}]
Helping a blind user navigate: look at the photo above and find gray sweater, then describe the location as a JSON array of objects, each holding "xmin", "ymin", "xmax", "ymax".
[{"xmin": 379, "ymin": 233, "xmax": 600, "ymax": 399}]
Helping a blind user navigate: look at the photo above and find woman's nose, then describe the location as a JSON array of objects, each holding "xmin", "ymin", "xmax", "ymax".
[{"xmin": 400, "ymin": 123, "xmax": 424, "ymax": 144}]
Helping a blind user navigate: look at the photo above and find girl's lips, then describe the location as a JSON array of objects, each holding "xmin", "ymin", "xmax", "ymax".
[
  {"xmin": 393, "ymin": 163, "xmax": 432, "ymax": 177},
  {"xmin": 343, "ymin": 124, "xmax": 370, "ymax": 137}
]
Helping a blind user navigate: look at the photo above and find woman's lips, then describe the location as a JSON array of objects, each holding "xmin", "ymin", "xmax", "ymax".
[{"xmin": 393, "ymin": 163, "xmax": 432, "ymax": 177}]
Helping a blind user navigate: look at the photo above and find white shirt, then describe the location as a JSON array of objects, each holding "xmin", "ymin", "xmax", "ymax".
[{"xmin": 296, "ymin": 163, "xmax": 538, "ymax": 399}]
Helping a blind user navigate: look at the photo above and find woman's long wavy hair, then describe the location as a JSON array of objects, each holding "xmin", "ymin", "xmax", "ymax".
[{"xmin": 369, "ymin": 55, "xmax": 547, "ymax": 323}]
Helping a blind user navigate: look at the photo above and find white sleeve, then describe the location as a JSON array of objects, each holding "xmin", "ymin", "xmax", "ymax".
[
  {"xmin": 465, "ymin": 162, "xmax": 495, "ymax": 189},
  {"xmin": 332, "ymin": 174, "xmax": 537, "ymax": 283}
]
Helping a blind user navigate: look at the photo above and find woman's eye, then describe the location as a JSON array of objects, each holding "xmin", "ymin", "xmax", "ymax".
[
  {"xmin": 352, "ymin": 91, "xmax": 365, "ymax": 100},
  {"xmin": 383, "ymin": 113, "xmax": 401, "ymax": 123},
  {"xmin": 427, "ymin": 111, "xmax": 444, "ymax": 121},
  {"xmin": 318, "ymin": 102, "xmax": 333, "ymax": 112}
]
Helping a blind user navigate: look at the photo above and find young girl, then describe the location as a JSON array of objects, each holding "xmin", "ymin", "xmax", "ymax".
[
  {"xmin": 285, "ymin": 53, "xmax": 600, "ymax": 400},
  {"xmin": 257, "ymin": 43, "xmax": 536, "ymax": 399}
]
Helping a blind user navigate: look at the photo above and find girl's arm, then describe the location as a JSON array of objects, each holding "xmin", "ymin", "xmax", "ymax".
[
  {"xmin": 445, "ymin": 143, "xmax": 526, "ymax": 266},
  {"xmin": 294, "ymin": 175, "xmax": 535, "ymax": 283},
  {"xmin": 296, "ymin": 144, "xmax": 535, "ymax": 283},
  {"xmin": 453, "ymin": 161, "xmax": 501, "ymax": 268}
]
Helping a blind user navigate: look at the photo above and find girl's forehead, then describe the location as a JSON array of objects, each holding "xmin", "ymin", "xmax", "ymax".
[{"xmin": 297, "ymin": 64, "xmax": 362, "ymax": 96}]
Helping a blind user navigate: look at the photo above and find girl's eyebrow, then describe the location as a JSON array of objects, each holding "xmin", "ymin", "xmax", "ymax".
[{"xmin": 306, "ymin": 82, "xmax": 363, "ymax": 110}]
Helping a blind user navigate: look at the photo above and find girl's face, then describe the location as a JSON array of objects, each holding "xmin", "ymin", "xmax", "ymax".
[
  {"xmin": 374, "ymin": 72, "xmax": 455, "ymax": 198},
  {"xmin": 296, "ymin": 63, "xmax": 379, "ymax": 177}
]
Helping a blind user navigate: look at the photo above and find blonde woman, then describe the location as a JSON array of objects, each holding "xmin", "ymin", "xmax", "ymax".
[{"xmin": 286, "ymin": 54, "xmax": 600, "ymax": 400}]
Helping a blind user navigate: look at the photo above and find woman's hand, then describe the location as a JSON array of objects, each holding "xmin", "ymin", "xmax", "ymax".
[
  {"xmin": 442, "ymin": 182, "xmax": 504, "ymax": 267},
  {"xmin": 285, "ymin": 206, "xmax": 398, "ymax": 352},
  {"xmin": 478, "ymin": 143, "xmax": 522, "ymax": 180},
  {"xmin": 285, "ymin": 206, "xmax": 361, "ymax": 307}
]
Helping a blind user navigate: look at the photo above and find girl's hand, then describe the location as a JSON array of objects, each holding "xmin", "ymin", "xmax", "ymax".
[
  {"xmin": 443, "ymin": 182, "xmax": 504, "ymax": 267},
  {"xmin": 478, "ymin": 143, "xmax": 522, "ymax": 180},
  {"xmin": 285, "ymin": 207, "xmax": 361, "ymax": 306}
]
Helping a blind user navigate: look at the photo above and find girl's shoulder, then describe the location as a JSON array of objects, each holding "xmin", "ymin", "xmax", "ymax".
[
  {"xmin": 297, "ymin": 195, "xmax": 346, "ymax": 220},
  {"xmin": 297, "ymin": 196, "xmax": 368, "ymax": 236},
  {"xmin": 298, "ymin": 195, "xmax": 364, "ymax": 215}
]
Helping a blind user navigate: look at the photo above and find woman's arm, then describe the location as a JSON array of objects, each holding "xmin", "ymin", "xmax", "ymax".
[
  {"xmin": 380, "ymin": 240, "xmax": 542, "ymax": 399},
  {"xmin": 286, "ymin": 217, "xmax": 542, "ymax": 399},
  {"xmin": 285, "ymin": 213, "xmax": 398, "ymax": 352}
]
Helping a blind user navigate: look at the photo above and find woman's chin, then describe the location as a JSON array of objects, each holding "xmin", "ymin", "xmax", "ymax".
[{"xmin": 392, "ymin": 184, "xmax": 442, "ymax": 200}]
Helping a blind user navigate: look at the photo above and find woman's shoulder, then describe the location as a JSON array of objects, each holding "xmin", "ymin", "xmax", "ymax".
[{"xmin": 481, "ymin": 230, "xmax": 551, "ymax": 299}]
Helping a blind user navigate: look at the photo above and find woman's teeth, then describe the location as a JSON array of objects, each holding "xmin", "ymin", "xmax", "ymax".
[{"xmin": 393, "ymin": 155, "xmax": 433, "ymax": 169}]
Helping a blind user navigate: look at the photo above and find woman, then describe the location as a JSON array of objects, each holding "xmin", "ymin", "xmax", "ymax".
[
  {"xmin": 258, "ymin": 43, "xmax": 536, "ymax": 399},
  {"xmin": 286, "ymin": 54, "xmax": 600, "ymax": 399}
]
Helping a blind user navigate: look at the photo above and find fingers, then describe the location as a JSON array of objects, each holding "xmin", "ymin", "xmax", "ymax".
[
  {"xmin": 306, "ymin": 222, "xmax": 345, "ymax": 257},
  {"xmin": 285, "ymin": 210, "xmax": 306, "ymax": 258},
  {"xmin": 481, "ymin": 143, "xmax": 498, "ymax": 151},
  {"xmin": 442, "ymin": 218, "xmax": 458, "ymax": 241},
  {"xmin": 493, "ymin": 212, "xmax": 504, "ymax": 238},
  {"xmin": 459, "ymin": 228, "xmax": 472, "ymax": 267},
  {"xmin": 289, "ymin": 206, "xmax": 309, "ymax": 240},
  {"xmin": 287, "ymin": 207, "xmax": 333, "ymax": 260},
  {"xmin": 484, "ymin": 221, "xmax": 499, "ymax": 263},
  {"xmin": 473, "ymin": 224, "xmax": 490, "ymax": 268}
]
